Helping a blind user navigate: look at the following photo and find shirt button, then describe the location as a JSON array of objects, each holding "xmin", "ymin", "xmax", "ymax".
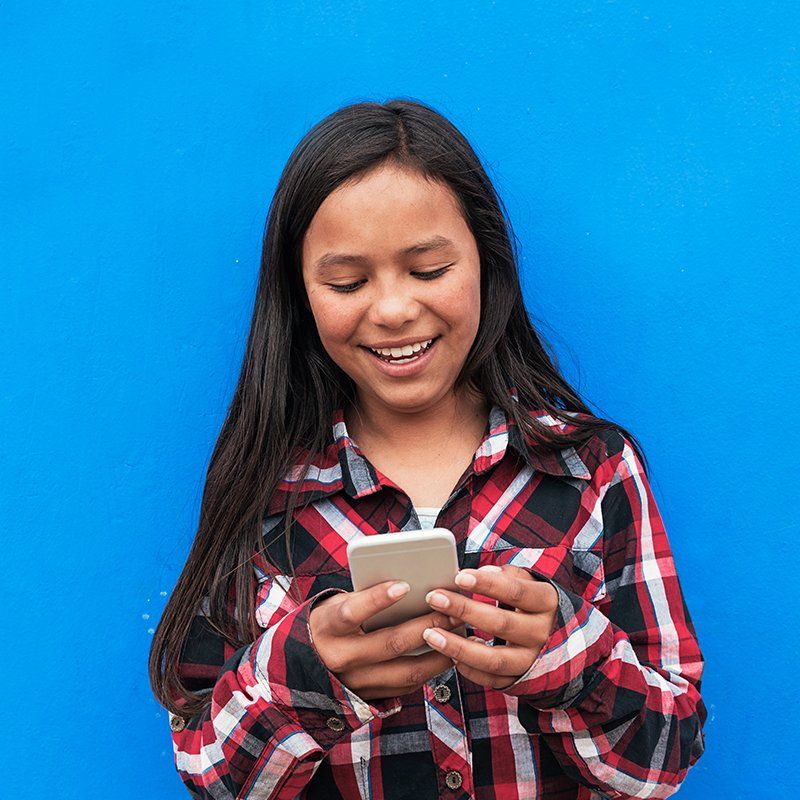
[
  {"xmin": 326, "ymin": 716, "xmax": 346, "ymax": 731},
  {"xmin": 433, "ymin": 683, "xmax": 451, "ymax": 703},
  {"xmin": 169, "ymin": 714, "xmax": 186, "ymax": 732},
  {"xmin": 445, "ymin": 770, "xmax": 463, "ymax": 790}
]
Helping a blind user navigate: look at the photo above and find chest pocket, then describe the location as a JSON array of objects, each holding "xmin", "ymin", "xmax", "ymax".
[
  {"xmin": 255, "ymin": 513, "xmax": 354, "ymax": 628},
  {"xmin": 458, "ymin": 544, "xmax": 606, "ymax": 645},
  {"xmin": 462, "ymin": 544, "xmax": 607, "ymax": 606}
]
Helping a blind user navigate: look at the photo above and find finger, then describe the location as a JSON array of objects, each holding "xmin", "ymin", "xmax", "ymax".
[
  {"xmin": 425, "ymin": 587, "xmax": 551, "ymax": 648},
  {"xmin": 454, "ymin": 637, "xmax": 519, "ymax": 689},
  {"xmin": 454, "ymin": 657, "xmax": 519, "ymax": 690},
  {"xmin": 366, "ymin": 609, "xmax": 462, "ymax": 663},
  {"xmin": 328, "ymin": 580, "xmax": 412, "ymax": 635},
  {"xmin": 421, "ymin": 626, "xmax": 535, "ymax": 676},
  {"xmin": 498, "ymin": 564, "xmax": 537, "ymax": 584},
  {"xmin": 342, "ymin": 649, "xmax": 454, "ymax": 697},
  {"xmin": 454, "ymin": 566, "xmax": 557, "ymax": 614}
]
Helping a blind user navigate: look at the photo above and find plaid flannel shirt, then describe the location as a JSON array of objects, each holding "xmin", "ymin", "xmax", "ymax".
[{"xmin": 169, "ymin": 394, "xmax": 707, "ymax": 799}]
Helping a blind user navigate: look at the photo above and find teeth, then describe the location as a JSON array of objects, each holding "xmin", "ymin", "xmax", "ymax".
[{"xmin": 369, "ymin": 338, "xmax": 433, "ymax": 358}]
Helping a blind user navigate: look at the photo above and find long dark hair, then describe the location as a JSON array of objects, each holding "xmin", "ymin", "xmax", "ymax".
[{"xmin": 149, "ymin": 98, "xmax": 649, "ymax": 717}]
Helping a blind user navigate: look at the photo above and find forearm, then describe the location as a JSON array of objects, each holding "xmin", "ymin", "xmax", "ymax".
[
  {"xmin": 506, "ymin": 581, "xmax": 706, "ymax": 799},
  {"xmin": 171, "ymin": 589, "xmax": 403, "ymax": 799}
]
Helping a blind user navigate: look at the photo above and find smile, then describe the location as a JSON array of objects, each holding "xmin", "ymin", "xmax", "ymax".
[
  {"xmin": 366, "ymin": 337, "xmax": 436, "ymax": 363},
  {"xmin": 360, "ymin": 336, "xmax": 441, "ymax": 374}
]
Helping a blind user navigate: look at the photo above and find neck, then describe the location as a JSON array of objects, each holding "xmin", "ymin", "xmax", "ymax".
[{"xmin": 345, "ymin": 386, "xmax": 489, "ymax": 460}]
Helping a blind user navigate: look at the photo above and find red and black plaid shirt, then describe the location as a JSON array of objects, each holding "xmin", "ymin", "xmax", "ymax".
[{"xmin": 169, "ymin": 393, "xmax": 707, "ymax": 799}]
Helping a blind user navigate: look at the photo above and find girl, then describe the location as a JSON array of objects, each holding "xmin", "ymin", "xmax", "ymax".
[{"xmin": 150, "ymin": 99, "xmax": 707, "ymax": 799}]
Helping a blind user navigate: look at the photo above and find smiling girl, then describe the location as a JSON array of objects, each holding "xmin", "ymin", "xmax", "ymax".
[{"xmin": 150, "ymin": 99, "xmax": 707, "ymax": 799}]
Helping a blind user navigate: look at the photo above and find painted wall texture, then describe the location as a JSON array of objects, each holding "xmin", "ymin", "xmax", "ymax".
[{"xmin": 1, "ymin": 2, "xmax": 797, "ymax": 798}]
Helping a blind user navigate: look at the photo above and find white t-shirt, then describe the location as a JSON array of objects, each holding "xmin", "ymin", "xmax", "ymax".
[{"xmin": 414, "ymin": 506, "xmax": 442, "ymax": 529}]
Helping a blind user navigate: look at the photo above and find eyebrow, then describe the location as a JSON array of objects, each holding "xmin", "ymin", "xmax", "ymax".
[{"xmin": 313, "ymin": 235, "xmax": 457, "ymax": 272}]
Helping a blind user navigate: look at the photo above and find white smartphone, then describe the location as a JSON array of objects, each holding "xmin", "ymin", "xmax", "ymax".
[{"xmin": 347, "ymin": 528, "xmax": 468, "ymax": 656}]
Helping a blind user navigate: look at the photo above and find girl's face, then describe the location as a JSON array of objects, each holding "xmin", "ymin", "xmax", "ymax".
[{"xmin": 300, "ymin": 164, "xmax": 482, "ymax": 414}]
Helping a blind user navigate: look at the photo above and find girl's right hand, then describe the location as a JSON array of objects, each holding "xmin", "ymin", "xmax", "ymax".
[{"xmin": 308, "ymin": 581, "xmax": 460, "ymax": 700}]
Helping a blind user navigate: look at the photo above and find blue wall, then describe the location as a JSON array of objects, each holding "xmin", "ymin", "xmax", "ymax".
[{"xmin": 2, "ymin": 2, "xmax": 797, "ymax": 797}]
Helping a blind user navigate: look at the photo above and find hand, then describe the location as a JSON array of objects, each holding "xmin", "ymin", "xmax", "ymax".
[
  {"xmin": 422, "ymin": 564, "xmax": 559, "ymax": 690},
  {"xmin": 309, "ymin": 580, "xmax": 461, "ymax": 701}
]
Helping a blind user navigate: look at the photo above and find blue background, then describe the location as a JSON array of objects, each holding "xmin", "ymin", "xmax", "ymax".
[{"xmin": 2, "ymin": 2, "xmax": 797, "ymax": 798}]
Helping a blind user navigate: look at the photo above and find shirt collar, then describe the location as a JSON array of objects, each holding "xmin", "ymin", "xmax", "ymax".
[{"xmin": 265, "ymin": 390, "xmax": 591, "ymax": 515}]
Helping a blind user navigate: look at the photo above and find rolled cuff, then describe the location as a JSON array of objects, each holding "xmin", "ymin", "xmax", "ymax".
[
  {"xmin": 501, "ymin": 573, "xmax": 615, "ymax": 710},
  {"xmin": 251, "ymin": 587, "xmax": 403, "ymax": 747}
]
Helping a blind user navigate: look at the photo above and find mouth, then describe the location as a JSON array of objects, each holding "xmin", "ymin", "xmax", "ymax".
[
  {"xmin": 359, "ymin": 336, "xmax": 441, "ymax": 371},
  {"xmin": 362, "ymin": 336, "xmax": 439, "ymax": 362}
]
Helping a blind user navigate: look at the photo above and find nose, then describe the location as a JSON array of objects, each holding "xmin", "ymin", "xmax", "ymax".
[{"xmin": 367, "ymin": 278, "xmax": 421, "ymax": 329}]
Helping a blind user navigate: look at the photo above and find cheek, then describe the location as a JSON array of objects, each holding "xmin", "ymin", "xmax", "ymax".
[
  {"xmin": 308, "ymin": 290, "xmax": 346, "ymax": 341},
  {"xmin": 440, "ymin": 272, "xmax": 480, "ymax": 333}
]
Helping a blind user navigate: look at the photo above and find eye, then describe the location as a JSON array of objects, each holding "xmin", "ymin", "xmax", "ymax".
[
  {"xmin": 328, "ymin": 280, "xmax": 365, "ymax": 294},
  {"xmin": 327, "ymin": 265, "xmax": 452, "ymax": 294},
  {"xmin": 414, "ymin": 266, "xmax": 451, "ymax": 281}
]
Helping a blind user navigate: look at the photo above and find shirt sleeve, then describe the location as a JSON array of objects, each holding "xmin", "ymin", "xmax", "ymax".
[
  {"xmin": 168, "ymin": 570, "xmax": 403, "ymax": 799},
  {"xmin": 502, "ymin": 435, "xmax": 707, "ymax": 800}
]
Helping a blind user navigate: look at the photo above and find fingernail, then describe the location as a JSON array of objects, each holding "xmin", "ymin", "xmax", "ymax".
[
  {"xmin": 425, "ymin": 591, "xmax": 449, "ymax": 609},
  {"xmin": 454, "ymin": 571, "xmax": 476, "ymax": 588},
  {"xmin": 388, "ymin": 582, "xmax": 410, "ymax": 599},
  {"xmin": 423, "ymin": 628, "xmax": 446, "ymax": 648},
  {"xmin": 478, "ymin": 565, "xmax": 502, "ymax": 573},
  {"xmin": 448, "ymin": 616, "xmax": 459, "ymax": 626}
]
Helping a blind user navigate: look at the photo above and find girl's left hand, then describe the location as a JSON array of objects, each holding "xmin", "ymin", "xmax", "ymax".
[{"xmin": 422, "ymin": 564, "xmax": 559, "ymax": 690}]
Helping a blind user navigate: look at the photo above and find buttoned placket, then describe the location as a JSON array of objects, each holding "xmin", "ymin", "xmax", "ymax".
[
  {"xmin": 391, "ymin": 486, "xmax": 473, "ymax": 799},
  {"xmin": 336, "ymin": 405, "xmax": 525, "ymax": 800}
]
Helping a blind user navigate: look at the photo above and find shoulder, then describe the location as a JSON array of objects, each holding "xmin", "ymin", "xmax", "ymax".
[
  {"xmin": 264, "ymin": 441, "xmax": 343, "ymax": 516},
  {"xmin": 527, "ymin": 408, "xmax": 638, "ymax": 483}
]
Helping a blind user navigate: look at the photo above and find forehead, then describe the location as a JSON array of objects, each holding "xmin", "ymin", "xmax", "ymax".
[{"xmin": 301, "ymin": 166, "xmax": 470, "ymax": 268}]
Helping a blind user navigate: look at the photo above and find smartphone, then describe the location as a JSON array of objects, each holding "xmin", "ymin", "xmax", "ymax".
[{"xmin": 347, "ymin": 528, "xmax": 467, "ymax": 656}]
